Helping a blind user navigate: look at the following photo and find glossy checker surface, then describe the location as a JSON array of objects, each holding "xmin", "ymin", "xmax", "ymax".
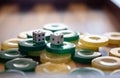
[
  {"xmin": 43, "ymin": 23, "xmax": 68, "ymax": 32},
  {"xmin": 109, "ymin": 47, "xmax": 120, "ymax": 58},
  {"xmin": 76, "ymin": 42, "xmax": 99, "ymax": 51},
  {"xmin": 92, "ymin": 56, "xmax": 120, "ymax": 72},
  {"xmin": 104, "ymin": 32, "xmax": 120, "ymax": 45},
  {"xmin": 5, "ymin": 58, "xmax": 37, "ymax": 72},
  {"xmin": 69, "ymin": 67, "xmax": 104, "ymax": 77},
  {"xmin": 40, "ymin": 51, "xmax": 71, "ymax": 64},
  {"xmin": 80, "ymin": 35, "xmax": 109, "ymax": 47},
  {"xmin": 0, "ymin": 49, "xmax": 23, "ymax": 62},
  {"xmin": 1, "ymin": 38, "xmax": 24, "ymax": 50},
  {"xmin": 35, "ymin": 62, "xmax": 71, "ymax": 74},
  {"xmin": 46, "ymin": 42, "xmax": 75, "ymax": 54},
  {"xmin": 72, "ymin": 49, "xmax": 102, "ymax": 64}
]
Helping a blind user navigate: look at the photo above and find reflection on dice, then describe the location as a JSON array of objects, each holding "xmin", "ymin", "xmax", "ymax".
[
  {"xmin": 33, "ymin": 30, "xmax": 45, "ymax": 42},
  {"xmin": 50, "ymin": 33, "xmax": 64, "ymax": 45}
]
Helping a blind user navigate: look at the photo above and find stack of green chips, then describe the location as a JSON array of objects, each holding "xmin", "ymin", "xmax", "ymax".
[
  {"xmin": 40, "ymin": 42, "xmax": 75, "ymax": 63},
  {"xmin": 18, "ymin": 39, "xmax": 46, "ymax": 56},
  {"xmin": 18, "ymin": 39, "xmax": 46, "ymax": 62}
]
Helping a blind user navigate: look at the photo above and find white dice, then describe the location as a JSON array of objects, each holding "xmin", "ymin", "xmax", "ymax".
[
  {"xmin": 33, "ymin": 31, "xmax": 45, "ymax": 42},
  {"xmin": 50, "ymin": 33, "xmax": 64, "ymax": 45}
]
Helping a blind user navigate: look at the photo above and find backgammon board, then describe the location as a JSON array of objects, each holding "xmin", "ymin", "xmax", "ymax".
[{"xmin": 0, "ymin": 0, "xmax": 120, "ymax": 78}]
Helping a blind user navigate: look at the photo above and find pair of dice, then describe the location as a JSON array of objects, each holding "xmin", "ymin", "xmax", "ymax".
[{"xmin": 33, "ymin": 31, "xmax": 64, "ymax": 45}]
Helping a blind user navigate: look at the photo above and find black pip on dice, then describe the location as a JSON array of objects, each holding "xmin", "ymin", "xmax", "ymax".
[
  {"xmin": 50, "ymin": 33, "xmax": 64, "ymax": 45},
  {"xmin": 33, "ymin": 31, "xmax": 45, "ymax": 43}
]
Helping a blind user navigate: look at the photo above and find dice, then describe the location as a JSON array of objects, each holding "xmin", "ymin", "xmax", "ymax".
[
  {"xmin": 50, "ymin": 33, "xmax": 64, "ymax": 45},
  {"xmin": 33, "ymin": 31, "xmax": 45, "ymax": 42}
]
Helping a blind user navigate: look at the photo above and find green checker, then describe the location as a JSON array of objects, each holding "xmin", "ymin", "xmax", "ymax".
[
  {"xmin": 72, "ymin": 49, "xmax": 102, "ymax": 64},
  {"xmin": 69, "ymin": 67, "xmax": 104, "ymax": 77},
  {"xmin": 55, "ymin": 30, "xmax": 79, "ymax": 42},
  {"xmin": 43, "ymin": 23, "xmax": 68, "ymax": 32},
  {"xmin": 46, "ymin": 42, "xmax": 75, "ymax": 54},
  {"xmin": 5, "ymin": 58, "xmax": 37, "ymax": 72},
  {"xmin": 18, "ymin": 39, "xmax": 46, "ymax": 55},
  {"xmin": 27, "ymin": 29, "xmax": 53, "ymax": 41},
  {"xmin": 0, "ymin": 49, "xmax": 23, "ymax": 63},
  {"xmin": 0, "ymin": 70, "xmax": 27, "ymax": 78}
]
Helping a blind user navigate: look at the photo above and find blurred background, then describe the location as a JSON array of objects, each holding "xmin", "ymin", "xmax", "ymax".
[{"xmin": 0, "ymin": 0, "xmax": 120, "ymax": 44}]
